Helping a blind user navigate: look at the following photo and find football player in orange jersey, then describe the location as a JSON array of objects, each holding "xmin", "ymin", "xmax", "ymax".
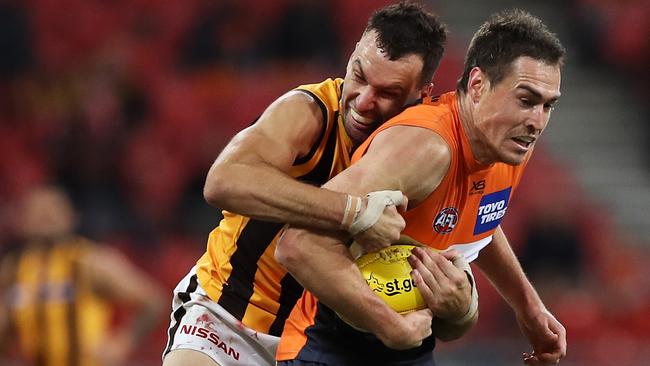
[{"xmin": 277, "ymin": 9, "xmax": 567, "ymax": 366}]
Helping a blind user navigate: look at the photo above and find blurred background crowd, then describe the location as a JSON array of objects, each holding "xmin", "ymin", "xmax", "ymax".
[{"xmin": 0, "ymin": 0, "xmax": 649, "ymax": 365}]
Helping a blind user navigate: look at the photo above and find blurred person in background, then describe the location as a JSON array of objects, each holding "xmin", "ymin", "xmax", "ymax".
[
  {"xmin": 276, "ymin": 9, "xmax": 567, "ymax": 366},
  {"xmin": 0, "ymin": 185, "xmax": 166, "ymax": 366},
  {"xmin": 162, "ymin": 3, "xmax": 474, "ymax": 366}
]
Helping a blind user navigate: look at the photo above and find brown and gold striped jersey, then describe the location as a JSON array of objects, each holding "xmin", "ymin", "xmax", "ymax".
[
  {"xmin": 195, "ymin": 78, "xmax": 353, "ymax": 336},
  {"xmin": 2, "ymin": 237, "xmax": 110, "ymax": 366}
]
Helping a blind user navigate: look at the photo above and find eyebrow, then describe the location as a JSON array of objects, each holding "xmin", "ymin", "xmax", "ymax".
[
  {"xmin": 517, "ymin": 84, "xmax": 560, "ymax": 104},
  {"xmin": 353, "ymin": 59, "xmax": 405, "ymax": 92}
]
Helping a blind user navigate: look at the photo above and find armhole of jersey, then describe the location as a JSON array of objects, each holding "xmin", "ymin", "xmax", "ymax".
[{"xmin": 292, "ymin": 89, "xmax": 328, "ymax": 165}]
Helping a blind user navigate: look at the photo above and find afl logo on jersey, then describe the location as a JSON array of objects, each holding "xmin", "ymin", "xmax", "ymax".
[{"xmin": 433, "ymin": 207, "xmax": 459, "ymax": 234}]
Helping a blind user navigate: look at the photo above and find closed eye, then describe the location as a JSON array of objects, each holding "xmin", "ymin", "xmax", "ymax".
[
  {"xmin": 519, "ymin": 98, "xmax": 535, "ymax": 108},
  {"xmin": 353, "ymin": 72, "xmax": 366, "ymax": 84},
  {"xmin": 379, "ymin": 90, "xmax": 400, "ymax": 99}
]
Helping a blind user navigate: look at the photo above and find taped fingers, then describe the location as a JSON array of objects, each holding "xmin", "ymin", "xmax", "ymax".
[
  {"xmin": 377, "ymin": 190, "xmax": 407, "ymax": 211},
  {"xmin": 373, "ymin": 190, "xmax": 405, "ymax": 206},
  {"xmin": 348, "ymin": 190, "xmax": 405, "ymax": 235}
]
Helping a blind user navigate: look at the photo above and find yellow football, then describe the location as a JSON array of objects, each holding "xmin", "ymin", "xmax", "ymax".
[{"xmin": 356, "ymin": 245, "xmax": 426, "ymax": 314}]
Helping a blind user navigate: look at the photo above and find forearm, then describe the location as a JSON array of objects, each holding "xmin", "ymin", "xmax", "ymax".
[
  {"xmin": 205, "ymin": 162, "xmax": 349, "ymax": 231},
  {"xmin": 474, "ymin": 226, "xmax": 544, "ymax": 314},
  {"xmin": 276, "ymin": 229, "xmax": 414, "ymax": 346},
  {"xmin": 477, "ymin": 231, "xmax": 567, "ymax": 363}
]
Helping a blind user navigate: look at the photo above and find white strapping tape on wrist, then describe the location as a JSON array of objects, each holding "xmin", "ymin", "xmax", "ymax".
[
  {"xmin": 340, "ymin": 194, "xmax": 353, "ymax": 230},
  {"xmin": 348, "ymin": 190, "xmax": 404, "ymax": 236},
  {"xmin": 341, "ymin": 195, "xmax": 362, "ymax": 231},
  {"xmin": 449, "ymin": 255, "xmax": 479, "ymax": 324}
]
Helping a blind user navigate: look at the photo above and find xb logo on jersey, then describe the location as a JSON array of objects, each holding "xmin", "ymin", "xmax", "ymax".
[{"xmin": 433, "ymin": 207, "xmax": 459, "ymax": 234}]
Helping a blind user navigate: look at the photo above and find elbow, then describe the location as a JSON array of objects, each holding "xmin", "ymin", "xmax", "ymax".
[
  {"xmin": 275, "ymin": 230, "xmax": 307, "ymax": 272},
  {"xmin": 203, "ymin": 165, "xmax": 230, "ymax": 208}
]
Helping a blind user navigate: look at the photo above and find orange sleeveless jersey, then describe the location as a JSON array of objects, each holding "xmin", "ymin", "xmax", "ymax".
[
  {"xmin": 195, "ymin": 78, "xmax": 355, "ymax": 336},
  {"xmin": 277, "ymin": 92, "xmax": 531, "ymax": 362}
]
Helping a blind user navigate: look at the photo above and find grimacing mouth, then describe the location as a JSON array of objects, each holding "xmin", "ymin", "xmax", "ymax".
[
  {"xmin": 512, "ymin": 135, "xmax": 536, "ymax": 148},
  {"xmin": 350, "ymin": 108, "xmax": 374, "ymax": 125}
]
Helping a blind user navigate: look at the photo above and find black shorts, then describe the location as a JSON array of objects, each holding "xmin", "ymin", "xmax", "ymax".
[
  {"xmin": 279, "ymin": 303, "xmax": 436, "ymax": 366},
  {"xmin": 279, "ymin": 357, "xmax": 435, "ymax": 366},
  {"xmin": 278, "ymin": 361, "xmax": 330, "ymax": 366}
]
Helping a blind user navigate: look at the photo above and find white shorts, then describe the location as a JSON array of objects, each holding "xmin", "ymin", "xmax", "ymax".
[{"xmin": 163, "ymin": 267, "xmax": 279, "ymax": 366}]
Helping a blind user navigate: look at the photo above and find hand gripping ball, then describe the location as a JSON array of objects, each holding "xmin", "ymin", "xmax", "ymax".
[{"xmin": 356, "ymin": 245, "xmax": 426, "ymax": 314}]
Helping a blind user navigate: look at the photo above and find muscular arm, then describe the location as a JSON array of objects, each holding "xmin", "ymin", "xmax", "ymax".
[
  {"xmin": 276, "ymin": 125, "xmax": 454, "ymax": 348},
  {"xmin": 204, "ymin": 91, "xmax": 349, "ymax": 229},
  {"xmin": 475, "ymin": 226, "xmax": 566, "ymax": 365},
  {"xmin": 474, "ymin": 226, "xmax": 542, "ymax": 313}
]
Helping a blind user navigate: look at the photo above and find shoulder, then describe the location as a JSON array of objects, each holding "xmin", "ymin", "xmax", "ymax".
[
  {"xmin": 361, "ymin": 125, "xmax": 452, "ymax": 203},
  {"xmin": 259, "ymin": 77, "xmax": 341, "ymax": 136},
  {"xmin": 267, "ymin": 89, "xmax": 323, "ymax": 121},
  {"xmin": 377, "ymin": 103, "xmax": 457, "ymax": 145},
  {"xmin": 395, "ymin": 93, "xmax": 456, "ymax": 123},
  {"xmin": 368, "ymin": 124, "xmax": 451, "ymax": 166},
  {"xmin": 239, "ymin": 88, "xmax": 326, "ymax": 157},
  {"xmin": 294, "ymin": 78, "xmax": 343, "ymax": 104},
  {"xmin": 262, "ymin": 85, "xmax": 332, "ymax": 130}
]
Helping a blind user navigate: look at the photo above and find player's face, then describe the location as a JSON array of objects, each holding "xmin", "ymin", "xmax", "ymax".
[
  {"xmin": 472, "ymin": 56, "xmax": 561, "ymax": 165},
  {"xmin": 341, "ymin": 31, "xmax": 426, "ymax": 146}
]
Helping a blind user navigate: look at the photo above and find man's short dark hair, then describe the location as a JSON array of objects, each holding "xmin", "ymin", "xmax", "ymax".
[
  {"xmin": 365, "ymin": 1, "xmax": 447, "ymax": 87},
  {"xmin": 457, "ymin": 9, "xmax": 566, "ymax": 92}
]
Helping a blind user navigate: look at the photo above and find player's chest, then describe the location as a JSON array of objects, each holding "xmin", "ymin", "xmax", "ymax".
[{"xmin": 403, "ymin": 167, "xmax": 515, "ymax": 248}]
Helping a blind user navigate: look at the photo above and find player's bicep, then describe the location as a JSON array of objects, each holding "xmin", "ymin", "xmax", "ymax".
[{"xmin": 217, "ymin": 91, "xmax": 324, "ymax": 172}]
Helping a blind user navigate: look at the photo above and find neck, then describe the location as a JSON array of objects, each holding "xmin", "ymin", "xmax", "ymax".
[{"xmin": 456, "ymin": 91, "xmax": 494, "ymax": 166}]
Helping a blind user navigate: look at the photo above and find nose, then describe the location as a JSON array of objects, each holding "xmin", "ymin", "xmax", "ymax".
[
  {"xmin": 525, "ymin": 105, "xmax": 549, "ymax": 134},
  {"xmin": 355, "ymin": 86, "xmax": 377, "ymax": 112}
]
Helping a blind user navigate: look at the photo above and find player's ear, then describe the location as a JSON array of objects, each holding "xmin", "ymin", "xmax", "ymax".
[
  {"xmin": 421, "ymin": 82, "xmax": 435, "ymax": 98},
  {"xmin": 467, "ymin": 67, "xmax": 487, "ymax": 103}
]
